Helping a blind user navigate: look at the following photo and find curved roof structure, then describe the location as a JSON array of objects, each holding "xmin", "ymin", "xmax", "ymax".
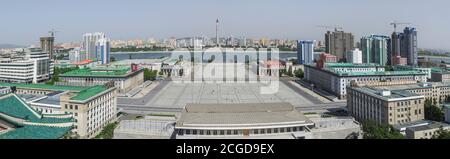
[{"xmin": 0, "ymin": 94, "xmax": 74, "ymax": 139}]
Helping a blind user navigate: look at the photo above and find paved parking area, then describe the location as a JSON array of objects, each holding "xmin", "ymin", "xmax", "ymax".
[{"xmin": 145, "ymin": 81, "xmax": 315, "ymax": 108}]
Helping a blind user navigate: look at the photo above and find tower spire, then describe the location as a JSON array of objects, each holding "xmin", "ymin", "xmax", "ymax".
[{"xmin": 216, "ymin": 18, "xmax": 219, "ymax": 47}]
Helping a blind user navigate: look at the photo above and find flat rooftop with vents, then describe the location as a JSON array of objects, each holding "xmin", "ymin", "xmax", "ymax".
[{"xmin": 175, "ymin": 103, "xmax": 314, "ymax": 139}]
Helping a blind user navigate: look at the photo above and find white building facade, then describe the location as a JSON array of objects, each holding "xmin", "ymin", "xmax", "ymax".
[
  {"xmin": 82, "ymin": 32, "xmax": 107, "ymax": 61},
  {"xmin": 346, "ymin": 48, "xmax": 363, "ymax": 64},
  {"xmin": 0, "ymin": 51, "xmax": 53, "ymax": 84}
]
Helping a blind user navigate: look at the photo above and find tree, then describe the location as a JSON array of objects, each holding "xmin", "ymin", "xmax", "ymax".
[
  {"xmin": 143, "ymin": 68, "xmax": 158, "ymax": 81},
  {"xmin": 432, "ymin": 128, "xmax": 450, "ymax": 139},
  {"xmin": 361, "ymin": 120, "xmax": 405, "ymax": 139},
  {"xmin": 294, "ymin": 69, "xmax": 304, "ymax": 79},
  {"xmin": 95, "ymin": 122, "xmax": 119, "ymax": 139},
  {"xmin": 424, "ymin": 99, "xmax": 444, "ymax": 122},
  {"xmin": 287, "ymin": 68, "xmax": 293, "ymax": 77},
  {"xmin": 279, "ymin": 69, "xmax": 287, "ymax": 77},
  {"xmin": 384, "ymin": 65, "xmax": 394, "ymax": 71},
  {"xmin": 46, "ymin": 66, "xmax": 79, "ymax": 85}
]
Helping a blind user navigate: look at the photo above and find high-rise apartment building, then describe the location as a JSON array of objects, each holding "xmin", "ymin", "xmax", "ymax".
[
  {"xmin": 83, "ymin": 32, "xmax": 106, "ymax": 60},
  {"xmin": 325, "ymin": 31, "xmax": 354, "ymax": 62},
  {"xmin": 69, "ymin": 48, "xmax": 88, "ymax": 63},
  {"xmin": 40, "ymin": 37, "xmax": 54, "ymax": 59},
  {"xmin": 391, "ymin": 27, "xmax": 418, "ymax": 66},
  {"xmin": 96, "ymin": 38, "xmax": 111, "ymax": 64},
  {"xmin": 361, "ymin": 35, "xmax": 390, "ymax": 66},
  {"xmin": 297, "ymin": 40, "xmax": 315, "ymax": 65},
  {"xmin": 402, "ymin": 27, "xmax": 418, "ymax": 66}
]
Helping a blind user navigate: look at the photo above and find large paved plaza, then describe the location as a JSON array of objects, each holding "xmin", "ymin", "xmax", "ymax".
[{"xmin": 143, "ymin": 81, "xmax": 316, "ymax": 108}]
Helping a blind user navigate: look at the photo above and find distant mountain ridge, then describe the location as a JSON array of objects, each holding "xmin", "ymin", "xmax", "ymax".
[{"xmin": 0, "ymin": 44, "xmax": 24, "ymax": 49}]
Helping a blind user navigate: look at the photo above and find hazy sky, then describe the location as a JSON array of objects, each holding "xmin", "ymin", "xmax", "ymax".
[{"xmin": 0, "ymin": 0, "xmax": 449, "ymax": 49}]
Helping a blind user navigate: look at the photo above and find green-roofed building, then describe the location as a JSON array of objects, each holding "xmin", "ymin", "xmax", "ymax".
[
  {"xmin": 0, "ymin": 82, "xmax": 118, "ymax": 139},
  {"xmin": 0, "ymin": 94, "xmax": 74, "ymax": 139},
  {"xmin": 430, "ymin": 67, "xmax": 450, "ymax": 83},
  {"xmin": 304, "ymin": 63, "xmax": 428, "ymax": 99},
  {"xmin": 59, "ymin": 66, "xmax": 144, "ymax": 94}
]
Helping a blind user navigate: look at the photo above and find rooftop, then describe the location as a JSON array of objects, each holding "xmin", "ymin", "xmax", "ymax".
[
  {"xmin": 0, "ymin": 125, "xmax": 72, "ymax": 139},
  {"xmin": 393, "ymin": 120, "xmax": 434, "ymax": 131},
  {"xmin": 70, "ymin": 85, "xmax": 109, "ymax": 101},
  {"xmin": 0, "ymin": 94, "xmax": 73, "ymax": 139},
  {"xmin": 431, "ymin": 67, "xmax": 450, "ymax": 74},
  {"xmin": 377, "ymin": 82, "xmax": 450, "ymax": 91},
  {"xmin": 176, "ymin": 103, "xmax": 313, "ymax": 129},
  {"xmin": 325, "ymin": 63, "xmax": 381, "ymax": 68},
  {"xmin": 60, "ymin": 66, "xmax": 137, "ymax": 78},
  {"xmin": 336, "ymin": 70, "xmax": 426, "ymax": 77},
  {"xmin": 406, "ymin": 121, "xmax": 450, "ymax": 132},
  {"xmin": 351, "ymin": 86, "xmax": 424, "ymax": 101},
  {"xmin": 306, "ymin": 64, "xmax": 427, "ymax": 77},
  {"xmin": 0, "ymin": 83, "xmax": 86, "ymax": 91}
]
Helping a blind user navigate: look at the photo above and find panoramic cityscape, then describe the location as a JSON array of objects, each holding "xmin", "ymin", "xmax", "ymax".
[{"xmin": 1, "ymin": 0, "xmax": 450, "ymax": 141}]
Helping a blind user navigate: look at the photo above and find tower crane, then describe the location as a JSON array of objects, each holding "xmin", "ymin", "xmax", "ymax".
[
  {"xmin": 390, "ymin": 21, "xmax": 411, "ymax": 32},
  {"xmin": 317, "ymin": 25, "xmax": 343, "ymax": 32},
  {"xmin": 49, "ymin": 28, "xmax": 59, "ymax": 37}
]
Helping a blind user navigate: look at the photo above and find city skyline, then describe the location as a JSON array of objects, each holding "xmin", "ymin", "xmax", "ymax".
[{"xmin": 1, "ymin": 0, "xmax": 449, "ymax": 49}]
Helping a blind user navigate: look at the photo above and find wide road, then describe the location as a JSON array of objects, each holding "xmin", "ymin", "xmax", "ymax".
[
  {"xmin": 117, "ymin": 78, "xmax": 171, "ymax": 105},
  {"xmin": 280, "ymin": 78, "xmax": 323, "ymax": 104}
]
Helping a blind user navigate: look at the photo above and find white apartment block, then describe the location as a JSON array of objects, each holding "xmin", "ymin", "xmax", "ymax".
[
  {"xmin": 346, "ymin": 48, "xmax": 363, "ymax": 64},
  {"xmin": 0, "ymin": 51, "xmax": 53, "ymax": 84}
]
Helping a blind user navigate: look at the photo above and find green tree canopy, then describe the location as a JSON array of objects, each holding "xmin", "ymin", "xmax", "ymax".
[
  {"xmin": 294, "ymin": 69, "xmax": 304, "ymax": 79},
  {"xmin": 432, "ymin": 128, "xmax": 450, "ymax": 139},
  {"xmin": 424, "ymin": 99, "xmax": 444, "ymax": 122},
  {"xmin": 362, "ymin": 120, "xmax": 405, "ymax": 139},
  {"xmin": 143, "ymin": 68, "xmax": 158, "ymax": 81}
]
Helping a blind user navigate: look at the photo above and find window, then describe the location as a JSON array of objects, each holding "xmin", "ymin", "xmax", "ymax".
[
  {"xmin": 220, "ymin": 130, "xmax": 225, "ymax": 135},
  {"xmin": 192, "ymin": 130, "xmax": 197, "ymax": 135},
  {"xmin": 213, "ymin": 130, "xmax": 218, "ymax": 135},
  {"xmin": 206, "ymin": 130, "xmax": 211, "ymax": 135},
  {"xmin": 199, "ymin": 130, "xmax": 204, "ymax": 135},
  {"xmin": 267, "ymin": 129, "xmax": 272, "ymax": 134},
  {"xmin": 75, "ymin": 105, "xmax": 78, "ymax": 110},
  {"xmin": 227, "ymin": 130, "xmax": 232, "ymax": 135},
  {"xmin": 293, "ymin": 127, "xmax": 298, "ymax": 132},
  {"xmin": 261, "ymin": 129, "xmax": 265, "ymax": 134},
  {"xmin": 233, "ymin": 130, "xmax": 238, "ymax": 135},
  {"xmin": 287, "ymin": 127, "xmax": 291, "ymax": 132},
  {"xmin": 274, "ymin": 128, "xmax": 279, "ymax": 133}
]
